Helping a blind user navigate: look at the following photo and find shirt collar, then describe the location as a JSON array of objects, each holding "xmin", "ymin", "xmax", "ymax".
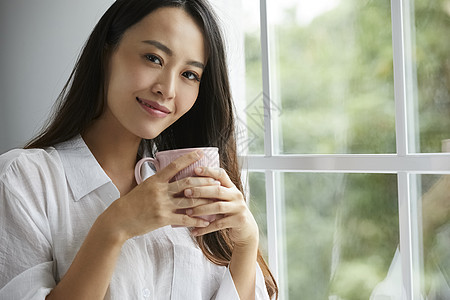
[{"xmin": 55, "ymin": 135, "xmax": 115, "ymax": 202}]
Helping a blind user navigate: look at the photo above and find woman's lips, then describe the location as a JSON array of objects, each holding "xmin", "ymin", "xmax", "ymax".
[{"xmin": 136, "ymin": 97, "xmax": 171, "ymax": 118}]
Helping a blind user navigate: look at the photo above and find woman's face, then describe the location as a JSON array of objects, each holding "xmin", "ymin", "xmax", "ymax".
[{"xmin": 104, "ymin": 7, "xmax": 207, "ymax": 139}]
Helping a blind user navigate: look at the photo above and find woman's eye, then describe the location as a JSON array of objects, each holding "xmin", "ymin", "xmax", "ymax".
[
  {"xmin": 182, "ymin": 71, "xmax": 200, "ymax": 82},
  {"xmin": 145, "ymin": 54, "xmax": 162, "ymax": 65}
]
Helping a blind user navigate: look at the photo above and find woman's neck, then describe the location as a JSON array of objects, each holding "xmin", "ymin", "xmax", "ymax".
[{"xmin": 82, "ymin": 111, "xmax": 142, "ymax": 195}]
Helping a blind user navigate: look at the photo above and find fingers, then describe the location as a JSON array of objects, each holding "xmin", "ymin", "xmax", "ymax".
[
  {"xmin": 183, "ymin": 184, "xmax": 242, "ymax": 202},
  {"xmin": 186, "ymin": 200, "xmax": 244, "ymax": 217},
  {"xmin": 195, "ymin": 167, "xmax": 234, "ymax": 188},
  {"xmin": 168, "ymin": 176, "xmax": 221, "ymax": 195},
  {"xmin": 172, "ymin": 197, "xmax": 213, "ymax": 209},
  {"xmin": 190, "ymin": 215, "xmax": 241, "ymax": 236},
  {"xmin": 170, "ymin": 213, "xmax": 211, "ymax": 228},
  {"xmin": 156, "ymin": 150, "xmax": 202, "ymax": 182}
]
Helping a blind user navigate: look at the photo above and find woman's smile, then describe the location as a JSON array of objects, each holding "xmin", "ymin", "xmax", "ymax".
[{"xmin": 136, "ymin": 97, "xmax": 171, "ymax": 118}]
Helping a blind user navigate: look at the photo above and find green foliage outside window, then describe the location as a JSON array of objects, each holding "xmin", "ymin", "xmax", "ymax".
[{"xmin": 245, "ymin": 0, "xmax": 449, "ymax": 299}]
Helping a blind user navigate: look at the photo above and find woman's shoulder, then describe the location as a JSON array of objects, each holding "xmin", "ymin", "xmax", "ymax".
[{"xmin": 0, "ymin": 146, "xmax": 61, "ymax": 183}]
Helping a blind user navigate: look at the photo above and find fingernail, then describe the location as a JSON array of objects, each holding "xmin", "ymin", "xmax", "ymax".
[
  {"xmin": 195, "ymin": 167, "xmax": 203, "ymax": 174},
  {"xmin": 214, "ymin": 180, "xmax": 221, "ymax": 185},
  {"xmin": 202, "ymin": 221, "xmax": 210, "ymax": 227},
  {"xmin": 185, "ymin": 189, "xmax": 193, "ymax": 197},
  {"xmin": 186, "ymin": 209, "xmax": 193, "ymax": 215}
]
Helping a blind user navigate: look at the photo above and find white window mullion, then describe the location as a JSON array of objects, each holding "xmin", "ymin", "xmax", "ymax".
[
  {"xmin": 391, "ymin": 0, "xmax": 408, "ymax": 157},
  {"xmin": 401, "ymin": 0, "xmax": 425, "ymax": 293},
  {"xmin": 260, "ymin": 0, "xmax": 277, "ymax": 285},
  {"xmin": 260, "ymin": 0, "xmax": 288, "ymax": 298},
  {"xmin": 397, "ymin": 172, "xmax": 423, "ymax": 299},
  {"xmin": 265, "ymin": 170, "xmax": 289, "ymax": 299},
  {"xmin": 259, "ymin": 0, "xmax": 275, "ymax": 157},
  {"xmin": 245, "ymin": 154, "xmax": 450, "ymax": 174},
  {"xmin": 391, "ymin": 0, "xmax": 421, "ymax": 298},
  {"xmin": 264, "ymin": 170, "xmax": 278, "ymax": 280}
]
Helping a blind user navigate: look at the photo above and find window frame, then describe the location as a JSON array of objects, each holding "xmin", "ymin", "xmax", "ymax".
[{"xmin": 234, "ymin": 0, "xmax": 450, "ymax": 299}]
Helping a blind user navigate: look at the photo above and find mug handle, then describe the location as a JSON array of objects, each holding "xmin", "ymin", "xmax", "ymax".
[{"xmin": 134, "ymin": 157, "xmax": 158, "ymax": 184}]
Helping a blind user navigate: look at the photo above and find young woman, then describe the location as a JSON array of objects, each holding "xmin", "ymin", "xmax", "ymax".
[{"xmin": 0, "ymin": 0, "xmax": 277, "ymax": 299}]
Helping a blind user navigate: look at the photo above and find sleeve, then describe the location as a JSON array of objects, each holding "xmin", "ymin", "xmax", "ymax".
[
  {"xmin": 0, "ymin": 181, "xmax": 56, "ymax": 299},
  {"xmin": 369, "ymin": 248, "xmax": 406, "ymax": 300},
  {"xmin": 213, "ymin": 263, "xmax": 270, "ymax": 300},
  {"xmin": 255, "ymin": 263, "xmax": 271, "ymax": 300}
]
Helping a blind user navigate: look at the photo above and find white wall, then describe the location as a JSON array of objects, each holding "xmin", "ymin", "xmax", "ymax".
[{"xmin": 0, "ymin": 0, "xmax": 114, "ymax": 153}]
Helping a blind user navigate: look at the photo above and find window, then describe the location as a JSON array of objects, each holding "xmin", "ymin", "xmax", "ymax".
[{"xmin": 217, "ymin": 0, "xmax": 450, "ymax": 299}]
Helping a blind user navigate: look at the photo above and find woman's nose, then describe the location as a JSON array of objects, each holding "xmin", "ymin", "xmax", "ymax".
[{"xmin": 151, "ymin": 71, "xmax": 176, "ymax": 100}]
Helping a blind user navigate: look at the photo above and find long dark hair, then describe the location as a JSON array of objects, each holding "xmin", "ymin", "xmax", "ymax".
[{"xmin": 26, "ymin": 0, "xmax": 277, "ymax": 297}]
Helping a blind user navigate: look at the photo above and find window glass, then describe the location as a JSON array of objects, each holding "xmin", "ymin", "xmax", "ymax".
[
  {"xmin": 248, "ymin": 171, "xmax": 269, "ymax": 258},
  {"xmin": 242, "ymin": 0, "xmax": 265, "ymax": 154},
  {"xmin": 282, "ymin": 173, "xmax": 399, "ymax": 299},
  {"xmin": 256, "ymin": 0, "xmax": 395, "ymax": 154},
  {"xmin": 418, "ymin": 174, "xmax": 450, "ymax": 296},
  {"xmin": 413, "ymin": 0, "xmax": 450, "ymax": 153}
]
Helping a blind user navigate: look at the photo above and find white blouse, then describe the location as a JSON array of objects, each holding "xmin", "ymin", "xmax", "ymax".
[{"xmin": 0, "ymin": 135, "xmax": 270, "ymax": 300}]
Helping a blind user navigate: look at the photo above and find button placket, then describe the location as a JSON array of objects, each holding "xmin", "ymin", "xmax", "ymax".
[{"xmin": 142, "ymin": 288, "xmax": 151, "ymax": 298}]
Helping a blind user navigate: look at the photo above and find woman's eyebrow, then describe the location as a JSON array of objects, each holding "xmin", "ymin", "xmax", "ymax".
[
  {"xmin": 142, "ymin": 40, "xmax": 172, "ymax": 56},
  {"xmin": 187, "ymin": 61, "xmax": 205, "ymax": 70},
  {"xmin": 142, "ymin": 39, "xmax": 205, "ymax": 70}
]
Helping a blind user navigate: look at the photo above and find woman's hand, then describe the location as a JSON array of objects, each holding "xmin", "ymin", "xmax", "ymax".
[
  {"xmin": 184, "ymin": 166, "xmax": 260, "ymax": 300},
  {"xmin": 184, "ymin": 167, "xmax": 259, "ymax": 248},
  {"xmin": 104, "ymin": 151, "xmax": 218, "ymax": 241}
]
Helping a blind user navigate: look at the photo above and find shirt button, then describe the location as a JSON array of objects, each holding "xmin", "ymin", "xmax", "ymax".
[{"xmin": 143, "ymin": 288, "xmax": 150, "ymax": 298}]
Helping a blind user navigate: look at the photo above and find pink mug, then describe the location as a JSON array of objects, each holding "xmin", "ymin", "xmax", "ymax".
[{"xmin": 134, "ymin": 147, "xmax": 220, "ymax": 224}]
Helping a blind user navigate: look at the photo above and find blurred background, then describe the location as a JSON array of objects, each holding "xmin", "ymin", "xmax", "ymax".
[
  {"xmin": 243, "ymin": 0, "xmax": 450, "ymax": 299},
  {"xmin": 0, "ymin": 0, "xmax": 114, "ymax": 153}
]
